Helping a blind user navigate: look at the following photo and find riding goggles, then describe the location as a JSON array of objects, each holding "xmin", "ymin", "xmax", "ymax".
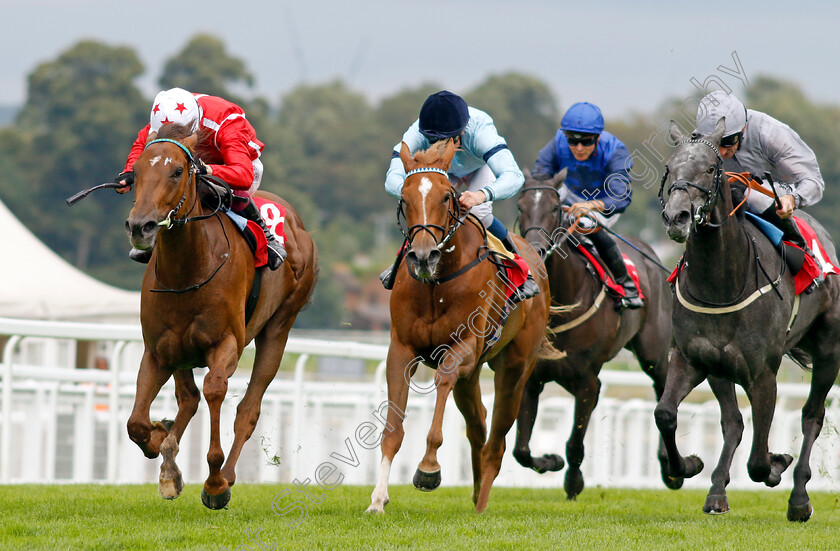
[
  {"xmin": 719, "ymin": 131, "xmax": 743, "ymax": 148},
  {"xmin": 565, "ymin": 133, "xmax": 598, "ymax": 147}
]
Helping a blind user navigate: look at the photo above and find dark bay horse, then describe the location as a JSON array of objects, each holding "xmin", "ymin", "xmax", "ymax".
[
  {"xmin": 515, "ymin": 169, "xmax": 672, "ymax": 499},
  {"xmin": 124, "ymin": 125, "xmax": 318, "ymax": 509},
  {"xmin": 658, "ymin": 118, "xmax": 840, "ymax": 521},
  {"xmin": 366, "ymin": 140, "xmax": 552, "ymax": 514}
]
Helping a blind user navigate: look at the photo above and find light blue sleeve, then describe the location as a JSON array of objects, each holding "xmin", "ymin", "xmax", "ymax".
[
  {"xmin": 384, "ymin": 120, "xmax": 428, "ymax": 197},
  {"xmin": 469, "ymin": 114, "xmax": 524, "ymax": 200}
]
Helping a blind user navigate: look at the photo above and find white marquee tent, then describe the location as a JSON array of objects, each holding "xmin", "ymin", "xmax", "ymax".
[{"xmin": 0, "ymin": 198, "xmax": 140, "ymax": 322}]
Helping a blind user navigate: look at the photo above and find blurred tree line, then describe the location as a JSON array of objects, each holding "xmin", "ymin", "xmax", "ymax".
[{"xmin": 2, "ymin": 36, "xmax": 839, "ymax": 328}]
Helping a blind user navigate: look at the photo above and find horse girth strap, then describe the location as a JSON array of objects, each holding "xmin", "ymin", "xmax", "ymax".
[{"xmin": 548, "ymin": 286, "xmax": 609, "ymax": 334}]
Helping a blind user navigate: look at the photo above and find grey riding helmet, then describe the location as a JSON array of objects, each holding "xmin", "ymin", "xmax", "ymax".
[{"xmin": 695, "ymin": 90, "xmax": 747, "ymax": 138}]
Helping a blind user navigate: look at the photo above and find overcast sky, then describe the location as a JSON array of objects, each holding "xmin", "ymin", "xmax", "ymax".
[{"xmin": 2, "ymin": 0, "xmax": 839, "ymax": 118}]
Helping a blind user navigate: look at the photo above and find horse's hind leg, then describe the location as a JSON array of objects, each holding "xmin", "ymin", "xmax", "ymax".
[
  {"xmin": 702, "ymin": 376, "xmax": 744, "ymax": 514},
  {"xmin": 654, "ymin": 349, "xmax": 706, "ymax": 486},
  {"xmin": 200, "ymin": 335, "xmax": 240, "ymax": 510},
  {"xmin": 221, "ymin": 324, "xmax": 293, "ymax": 487},
  {"xmin": 475, "ymin": 354, "xmax": 535, "ymax": 513},
  {"xmin": 158, "ymin": 369, "xmax": 201, "ymax": 499},
  {"xmin": 452, "ymin": 370, "xmax": 487, "ymax": 505},
  {"xmin": 366, "ymin": 342, "xmax": 413, "ymax": 514},
  {"xmin": 787, "ymin": 353, "xmax": 840, "ymax": 522},
  {"xmin": 127, "ymin": 351, "xmax": 173, "ymax": 459},
  {"xmin": 562, "ymin": 373, "xmax": 600, "ymax": 500},
  {"xmin": 745, "ymin": 368, "xmax": 793, "ymax": 488},
  {"xmin": 513, "ymin": 375, "xmax": 564, "ymax": 474}
]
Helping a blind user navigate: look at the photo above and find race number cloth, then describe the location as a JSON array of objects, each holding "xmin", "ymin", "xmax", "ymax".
[
  {"xmin": 576, "ymin": 245, "xmax": 644, "ymax": 301},
  {"xmin": 224, "ymin": 197, "xmax": 286, "ymax": 268}
]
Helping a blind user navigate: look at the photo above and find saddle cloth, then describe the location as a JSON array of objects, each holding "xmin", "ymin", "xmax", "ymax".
[
  {"xmin": 486, "ymin": 233, "xmax": 529, "ymax": 300},
  {"xmin": 575, "ymin": 244, "xmax": 644, "ymax": 302},
  {"xmin": 224, "ymin": 197, "xmax": 287, "ymax": 269},
  {"xmin": 666, "ymin": 216, "xmax": 837, "ymax": 296}
]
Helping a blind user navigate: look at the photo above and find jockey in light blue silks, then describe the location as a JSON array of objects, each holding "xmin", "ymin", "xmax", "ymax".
[
  {"xmin": 532, "ymin": 101, "xmax": 643, "ymax": 309},
  {"xmin": 380, "ymin": 90, "xmax": 540, "ymax": 301}
]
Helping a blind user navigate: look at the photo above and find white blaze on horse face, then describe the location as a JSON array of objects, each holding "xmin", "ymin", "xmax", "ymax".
[
  {"xmin": 533, "ymin": 190, "xmax": 543, "ymax": 204},
  {"xmin": 164, "ymin": 157, "xmax": 173, "ymax": 166},
  {"xmin": 418, "ymin": 177, "xmax": 433, "ymax": 225},
  {"xmin": 149, "ymin": 155, "xmax": 162, "ymax": 166}
]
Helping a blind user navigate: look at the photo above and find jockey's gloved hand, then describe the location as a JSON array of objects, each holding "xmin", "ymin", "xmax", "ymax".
[
  {"xmin": 197, "ymin": 159, "xmax": 212, "ymax": 175},
  {"xmin": 115, "ymin": 170, "xmax": 134, "ymax": 194}
]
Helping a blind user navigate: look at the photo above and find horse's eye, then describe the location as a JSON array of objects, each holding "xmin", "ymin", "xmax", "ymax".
[
  {"xmin": 706, "ymin": 166, "xmax": 715, "ymax": 174},
  {"xmin": 173, "ymin": 167, "xmax": 184, "ymax": 178},
  {"xmin": 441, "ymin": 195, "xmax": 450, "ymax": 204}
]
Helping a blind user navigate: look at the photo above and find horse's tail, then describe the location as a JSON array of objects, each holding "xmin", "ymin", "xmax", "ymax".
[
  {"xmin": 300, "ymin": 241, "xmax": 320, "ymax": 312},
  {"xmin": 787, "ymin": 347, "xmax": 813, "ymax": 372},
  {"xmin": 537, "ymin": 332, "xmax": 566, "ymax": 361},
  {"xmin": 549, "ymin": 302, "xmax": 579, "ymax": 316}
]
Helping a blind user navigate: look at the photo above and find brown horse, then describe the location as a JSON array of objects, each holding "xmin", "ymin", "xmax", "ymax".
[
  {"xmin": 366, "ymin": 140, "xmax": 552, "ymax": 514},
  {"xmin": 514, "ymin": 169, "xmax": 673, "ymax": 499},
  {"xmin": 124, "ymin": 125, "xmax": 318, "ymax": 509}
]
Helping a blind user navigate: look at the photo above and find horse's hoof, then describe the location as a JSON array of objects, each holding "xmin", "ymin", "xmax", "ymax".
[
  {"xmin": 703, "ymin": 494, "xmax": 730, "ymax": 515},
  {"xmin": 564, "ymin": 469, "xmax": 584, "ymax": 500},
  {"xmin": 412, "ymin": 469, "xmax": 441, "ymax": 492},
  {"xmin": 532, "ymin": 454, "xmax": 565, "ymax": 474},
  {"xmin": 159, "ymin": 473, "xmax": 184, "ymax": 500},
  {"xmin": 684, "ymin": 455, "xmax": 705, "ymax": 478},
  {"xmin": 364, "ymin": 505, "xmax": 385, "ymax": 514},
  {"xmin": 201, "ymin": 487, "xmax": 231, "ymax": 510},
  {"xmin": 766, "ymin": 454, "xmax": 794, "ymax": 487},
  {"xmin": 787, "ymin": 500, "xmax": 813, "ymax": 522},
  {"xmin": 662, "ymin": 474, "xmax": 685, "ymax": 490}
]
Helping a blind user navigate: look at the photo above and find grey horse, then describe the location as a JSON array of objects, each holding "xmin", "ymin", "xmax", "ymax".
[{"xmin": 658, "ymin": 117, "xmax": 840, "ymax": 521}]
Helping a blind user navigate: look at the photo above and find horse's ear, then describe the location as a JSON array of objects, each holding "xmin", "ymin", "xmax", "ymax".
[
  {"xmin": 399, "ymin": 141, "xmax": 414, "ymax": 171},
  {"xmin": 668, "ymin": 120, "xmax": 684, "ymax": 144},
  {"xmin": 440, "ymin": 138, "xmax": 456, "ymax": 170},
  {"xmin": 145, "ymin": 131, "xmax": 158, "ymax": 145},
  {"xmin": 522, "ymin": 167, "xmax": 531, "ymax": 180},
  {"xmin": 709, "ymin": 117, "xmax": 726, "ymax": 146},
  {"xmin": 184, "ymin": 133, "xmax": 199, "ymax": 152},
  {"xmin": 552, "ymin": 167, "xmax": 567, "ymax": 189}
]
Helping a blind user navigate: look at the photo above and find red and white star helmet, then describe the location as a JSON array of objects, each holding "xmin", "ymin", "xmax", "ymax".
[{"xmin": 149, "ymin": 87, "xmax": 201, "ymax": 133}]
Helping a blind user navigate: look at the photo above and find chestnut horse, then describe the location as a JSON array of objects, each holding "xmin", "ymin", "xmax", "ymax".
[
  {"xmin": 366, "ymin": 140, "xmax": 552, "ymax": 514},
  {"xmin": 124, "ymin": 125, "xmax": 317, "ymax": 509},
  {"xmin": 658, "ymin": 118, "xmax": 840, "ymax": 521},
  {"xmin": 514, "ymin": 169, "xmax": 672, "ymax": 499}
]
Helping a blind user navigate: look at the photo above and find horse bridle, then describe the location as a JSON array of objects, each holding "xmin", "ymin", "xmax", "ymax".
[
  {"xmin": 397, "ymin": 167, "xmax": 465, "ymax": 250},
  {"xmin": 143, "ymin": 138, "xmax": 231, "ymax": 294},
  {"xmin": 658, "ymin": 137, "xmax": 724, "ymax": 228},
  {"xmin": 517, "ymin": 184, "xmax": 565, "ymax": 257}
]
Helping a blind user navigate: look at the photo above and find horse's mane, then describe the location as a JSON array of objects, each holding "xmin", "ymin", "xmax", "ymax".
[
  {"xmin": 413, "ymin": 139, "xmax": 454, "ymax": 168},
  {"xmin": 154, "ymin": 123, "xmax": 214, "ymax": 161}
]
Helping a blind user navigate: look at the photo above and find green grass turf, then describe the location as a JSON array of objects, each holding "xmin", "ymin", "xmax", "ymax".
[{"xmin": 1, "ymin": 484, "xmax": 839, "ymax": 550}]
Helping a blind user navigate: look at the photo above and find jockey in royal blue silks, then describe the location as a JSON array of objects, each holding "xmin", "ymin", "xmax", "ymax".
[
  {"xmin": 532, "ymin": 101, "xmax": 643, "ymax": 309},
  {"xmin": 379, "ymin": 90, "xmax": 540, "ymax": 302}
]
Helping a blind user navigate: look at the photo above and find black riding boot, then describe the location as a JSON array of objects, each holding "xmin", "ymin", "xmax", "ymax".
[
  {"xmin": 129, "ymin": 247, "xmax": 152, "ymax": 264},
  {"xmin": 241, "ymin": 200, "xmax": 286, "ymax": 270},
  {"xmin": 761, "ymin": 206, "xmax": 824, "ymax": 291},
  {"xmin": 589, "ymin": 230, "xmax": 643, "ymax": 310},
  {"xmin": 500, "ymin": 232, "xmax": 540, "ymax": 303}
]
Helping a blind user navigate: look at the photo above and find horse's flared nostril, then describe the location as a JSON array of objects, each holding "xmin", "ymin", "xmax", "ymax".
[
  {"xmin": 675, "ymin": 211, "xmax": 690, "ymax": 226},
  {"xmin": 428, "ymin": 249, "xmax": 441, "ymax": 265},
  {"xmin": 142, "ymin": 220, "xmax": 158, "ymax": 237}
]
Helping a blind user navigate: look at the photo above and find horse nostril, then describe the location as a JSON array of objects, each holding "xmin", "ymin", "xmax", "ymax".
[
  {"xmin": 676, "ymin": 211, "xmax": 690, "ymax": 226},
  {"xmin": 428, "ymin": 249, "xmax": 441, "ymax": 264},
  {"xmin": 142, "ymin": 220, "xmax": 158, "ymax": 236},
  {"xmin": 406, "ymin": 251, "xmax": 417, "ymax": 265}
]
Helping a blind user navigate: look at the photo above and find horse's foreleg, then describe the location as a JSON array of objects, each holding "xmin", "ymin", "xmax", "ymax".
[
  {"xmin": 366, "ymin": 343, "xmax": 413, "ymax": 514},
  {"xmin": 745, "ymin": 368, "xmax": 792, "ymax": 488},
  {"xmin": 221, "ymin": 327, "xmax": 292, "ymax": 487},
  {"xmin": 452, "ymin": 370, "xmax": 487, "ymax": 505},
  {"xmin": 561, "ymin": 374, "xmax": 601, "ymax": 500},
  {"xmin": 654, "ymin": 349, "xmax": 706, "ymax": 488},
  {"xmin": 787, "ymin": 356, "xmax": 840, "ymax": 522},
  {"xmin": 475, "ymin": 354, "xmax": 535, "ymax": 513},
  {"xmin": 702, "ymin": 376, "xmax": 744, "ymax": 514},
  {"xmin": 158, "ymin": 369, "xmax": 201, "ymax": 499},
  {"xmin": 414, "ymin": 366, "xmax": 458, "ymax": 492},
  {"xmin": 200, "ymin": 336, "xmax": 239, "ymax": 510},
  {"xmin": 126, "ymin": 350, "xmax": 172, "ymax": 459}
]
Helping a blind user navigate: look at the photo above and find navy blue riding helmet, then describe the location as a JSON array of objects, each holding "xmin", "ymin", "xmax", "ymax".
[{"xmin": 419, "ymin": 91, "xmax": 469, "ymax": 140}]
